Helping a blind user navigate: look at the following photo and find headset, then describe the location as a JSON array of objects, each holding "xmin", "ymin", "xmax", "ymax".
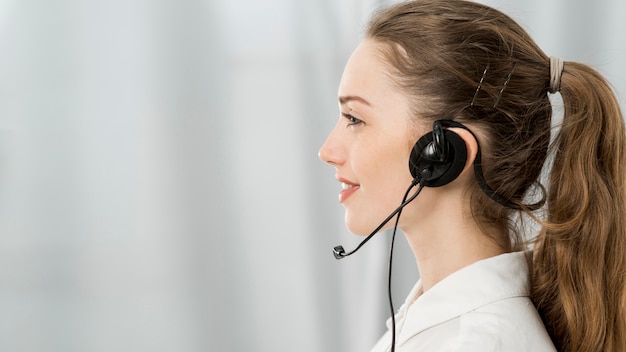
[{"xmin": 409, "ymin": 119, "xmax": 468, "ymax": 187}]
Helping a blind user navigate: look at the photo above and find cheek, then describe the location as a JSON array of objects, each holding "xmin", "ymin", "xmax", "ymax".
[
  {"xmin": 358, "ymin": 144, "xmax": 414, "ymax": 199},
  {"xmin": 345, "ymin": 152, "xmax": 416, "ymax": 235}
]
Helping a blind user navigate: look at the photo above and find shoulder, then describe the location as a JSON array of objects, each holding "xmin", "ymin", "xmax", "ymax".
[
  {"xmin": 396, "ymin": 297, "xmax": 556, "ymax": 352},
  {"xmin": 449, "ymin": 297, "xmax": 556, "ymax": 352}
]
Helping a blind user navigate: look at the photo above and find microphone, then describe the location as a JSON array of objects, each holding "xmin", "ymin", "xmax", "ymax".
[
  {"xmin": 331, "ymin": 176, "xmax": 425, "ymax": 352},
  {"xmin": 331, "ymin": 169, "xmax": 430, "ymax": 352},
  {"xmin": 332, "ymin": 177, "xmax": 425, "ymax": 260}
]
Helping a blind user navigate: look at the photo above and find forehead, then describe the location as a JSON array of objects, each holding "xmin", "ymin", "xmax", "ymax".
[{"xmin": 338, "ymin": 39, "xmax": 399, "ymax": 105}]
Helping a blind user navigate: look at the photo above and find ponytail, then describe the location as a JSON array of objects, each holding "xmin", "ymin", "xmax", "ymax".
[{"xmin": 532, "ymin": 62, "xmax": 626, "ymax": 351}]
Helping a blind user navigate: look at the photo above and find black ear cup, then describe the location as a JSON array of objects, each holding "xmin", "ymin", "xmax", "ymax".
[{"xmin": 409, "ymin": 129, "xmax": 468, "ymax": 187}]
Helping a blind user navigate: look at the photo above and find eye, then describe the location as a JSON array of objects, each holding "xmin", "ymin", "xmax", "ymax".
[{"xmin": 342, "ymin": 113, "xmax": 364, "ymax": 127}]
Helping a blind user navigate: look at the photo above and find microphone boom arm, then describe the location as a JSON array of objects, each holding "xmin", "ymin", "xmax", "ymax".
[{"xmin": 333, "ymin": 180, "xmax": 424, "ymax": 259}]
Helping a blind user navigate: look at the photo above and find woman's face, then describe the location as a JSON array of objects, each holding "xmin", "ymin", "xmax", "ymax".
[{"xmin": 319, "ymin": 39, "xmax": 426, "ymax": 235}]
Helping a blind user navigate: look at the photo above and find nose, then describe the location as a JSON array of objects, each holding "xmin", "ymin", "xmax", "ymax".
[{"xmin": 318, "ymin": 123, "xmax": 344, "ymax": 166}]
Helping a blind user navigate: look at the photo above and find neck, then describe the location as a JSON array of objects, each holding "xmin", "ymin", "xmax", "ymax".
[{"xmin": 401, "ymin": 191, "xmax": 505, "ymax": 292}]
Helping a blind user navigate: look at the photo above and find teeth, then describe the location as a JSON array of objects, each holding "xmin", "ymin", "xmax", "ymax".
[{"xmin": 341, "ymin": 182, "xmax": 354, "ymax": 190}]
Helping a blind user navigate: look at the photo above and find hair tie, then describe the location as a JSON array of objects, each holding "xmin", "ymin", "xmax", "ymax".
[{"xmin": 549, "ymin": 56, "xmax": 564, "ymax": 93}]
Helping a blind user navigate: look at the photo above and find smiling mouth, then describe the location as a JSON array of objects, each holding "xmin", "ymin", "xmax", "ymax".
[{"xmin": 339, "ymin": 182, "xmax": 360, "ymax": 203}]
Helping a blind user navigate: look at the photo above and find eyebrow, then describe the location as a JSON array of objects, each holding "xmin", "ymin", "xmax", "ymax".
[{"xmin": 338, "ymin": 95, "xmax": 372, "ymax": 106}]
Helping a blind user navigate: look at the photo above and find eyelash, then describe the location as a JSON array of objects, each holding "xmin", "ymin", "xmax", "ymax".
[{"xmin": 342, "ymin": 113, "xmax": 363, "ymax": 127}]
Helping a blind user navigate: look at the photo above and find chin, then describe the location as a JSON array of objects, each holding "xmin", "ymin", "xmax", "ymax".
[{"xmin": 345, "ymin": 215, "xmax": 383, "ymax": 236}]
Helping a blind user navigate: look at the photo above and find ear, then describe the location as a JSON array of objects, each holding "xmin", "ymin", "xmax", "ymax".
[{"xmin": 448, "ymin": 127, "xmax": 479, "ymax": 177}]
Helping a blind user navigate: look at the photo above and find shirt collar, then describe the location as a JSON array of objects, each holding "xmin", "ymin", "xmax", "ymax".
[{"xmin": 394, "ymin": 251, "xmax": 532, "ymax": 346}]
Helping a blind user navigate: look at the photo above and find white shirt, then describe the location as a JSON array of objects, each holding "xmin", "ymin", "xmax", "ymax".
[{"xmin": 370, "ymin": 252, "xmax": 556, "ymax": 352}]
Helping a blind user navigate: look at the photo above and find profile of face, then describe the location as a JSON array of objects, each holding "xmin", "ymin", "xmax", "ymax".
[{"xmin": 319, "ymin": 39, "xmax": 427, "ymax": 235}]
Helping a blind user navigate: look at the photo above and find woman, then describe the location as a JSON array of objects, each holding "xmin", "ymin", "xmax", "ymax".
[{"xmin": 319, "ymin": 1, "xmax": 626, "ymax": 351}]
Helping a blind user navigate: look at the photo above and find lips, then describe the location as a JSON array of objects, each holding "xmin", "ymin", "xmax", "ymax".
[{"xmin": 338, "ymin": 178, "xmax": 360, "ymax": 203}]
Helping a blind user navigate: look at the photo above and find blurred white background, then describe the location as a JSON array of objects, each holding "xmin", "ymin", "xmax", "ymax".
[{"xmin": 0, "ymin": 0, "xmax": 624, "ymax": 351}]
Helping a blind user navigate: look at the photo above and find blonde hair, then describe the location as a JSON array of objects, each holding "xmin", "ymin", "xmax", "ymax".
[{"xmin": 365, "ymin": 1, "xmax": 626, "ymax": 351}]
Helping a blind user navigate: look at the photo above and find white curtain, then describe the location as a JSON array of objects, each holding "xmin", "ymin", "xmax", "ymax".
[{"xmin": 0, "ymin": 1, "xmax": 624, "ymax": 351}]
